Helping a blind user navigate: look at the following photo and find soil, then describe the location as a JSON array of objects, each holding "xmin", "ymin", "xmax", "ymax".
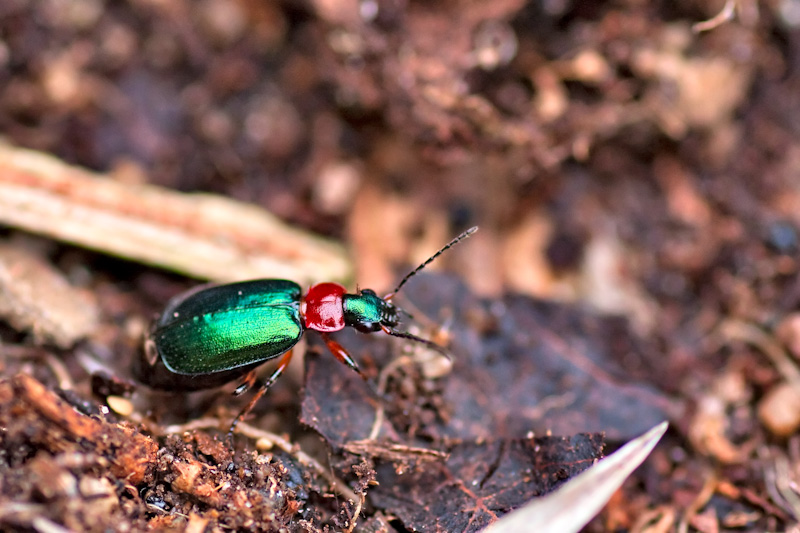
[{"xmin": 1, "ymin": 1, "xmax": 799, "ymax": 531}]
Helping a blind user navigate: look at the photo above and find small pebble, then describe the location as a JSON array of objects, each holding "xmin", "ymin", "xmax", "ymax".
[{"xmin": 758, "ymin": 382, "xmax": 800, "ymax": 437}]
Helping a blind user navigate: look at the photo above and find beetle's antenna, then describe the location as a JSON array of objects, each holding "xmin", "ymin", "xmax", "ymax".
[
  {"xmin": 386, "ymin": 226, "xmax": 478, "ymax": 299},
  {"xmin": 381, "ymin": 325, "xmax": 451, "ymax": 360}
]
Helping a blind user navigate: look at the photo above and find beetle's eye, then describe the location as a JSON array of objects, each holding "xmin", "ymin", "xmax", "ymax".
[{"xmin": 356, "ymin": 321, "xmax": 381, "ymax": 333}]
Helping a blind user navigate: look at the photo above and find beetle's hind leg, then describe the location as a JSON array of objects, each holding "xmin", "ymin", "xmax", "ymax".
[{"xmin": 228, "ymin": 349, "xmax": 294, "ymax": 440}]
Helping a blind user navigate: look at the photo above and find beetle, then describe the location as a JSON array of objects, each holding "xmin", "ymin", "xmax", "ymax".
[{"xmin": 136, "ymin": 227, "xmax": 477, "ymax": 435}]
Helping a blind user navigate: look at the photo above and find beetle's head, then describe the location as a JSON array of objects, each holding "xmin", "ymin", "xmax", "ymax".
[{"xmin": 343, "ymin": 289, "xmax": 399, "ymax": 333}]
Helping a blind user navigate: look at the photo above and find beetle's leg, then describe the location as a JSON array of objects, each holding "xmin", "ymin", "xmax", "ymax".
[
  {"xmin": 320, "ymin": 332, "xmax": 367, "ymax": 381},
  {"xmin": 228, "ymin": 349, "xmax": 293, "ymax": 439},
  {"xmin": 233, "ymin": 370, "xmax": 258, "ymax": 396}
]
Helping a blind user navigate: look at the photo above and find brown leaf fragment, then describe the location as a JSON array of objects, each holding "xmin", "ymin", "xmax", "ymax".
[
  {"xmin": 369, "ymin": 433, "xmax": 604, "ymax": 533},
  {"xmin": 303, "ymin": 272, "xmax": 672, "ymax": 446},
  {"xmin": 301, "ymin": 342, "xmax": 399, "ymax": 448},
  {"xmin": 410, "ymin": 273, "xmax": 673, "ymax": 441},
  {"xmin": 0, "ymin": 142, "xmax": 351, "ymax": 285},
  {"xmin": 0, "ymin": 243, "xmax": 99, "ymax": 348}
]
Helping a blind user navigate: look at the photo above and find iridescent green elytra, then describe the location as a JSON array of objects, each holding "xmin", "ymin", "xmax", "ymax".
[{"xmin": 154, "ymin": 279, "xmax": 302, "ymax": 376}]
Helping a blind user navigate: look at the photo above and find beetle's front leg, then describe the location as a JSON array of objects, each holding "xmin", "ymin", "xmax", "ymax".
[
  {"xmin": 233, "ymin": 370, "xmax": 258, "ymax": 396},
  {"xmin": 319, "ymin": 332, "xmax": 367, "ymax": 381}
]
